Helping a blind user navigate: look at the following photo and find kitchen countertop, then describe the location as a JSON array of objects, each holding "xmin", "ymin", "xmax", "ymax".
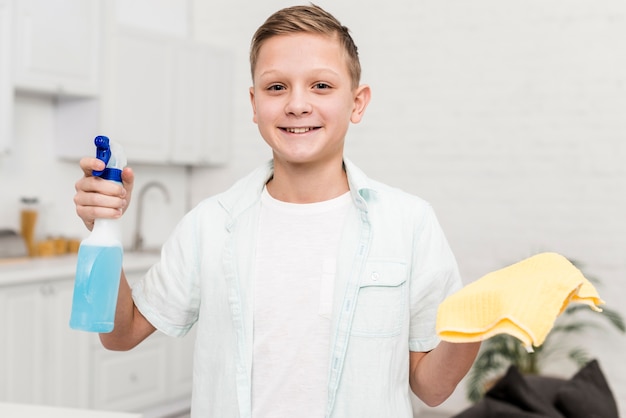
[
  {"xmin": 0, "ymin": 402, "xmax": 142, "ymax": 418},
  {"xmin": 0, "ymin": 252, "xmax": 160, "ymax": 287}
]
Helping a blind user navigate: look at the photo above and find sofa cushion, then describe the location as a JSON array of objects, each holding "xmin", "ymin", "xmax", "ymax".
[
  {"xmin": 453, "ymin": 360, "xmax": 617, "ymax": 418},
  {"xmin": 524, "ymin": 374, "xmax": 566, "ymax": 405},
  {"xmin": 485, "ymin": 366, "xmax": 565, "ymax": 417},
  {"xmin": 452, "ymin": 397, "xmax": 558, "ymax": 418},
  {"xmin": 452, "ymin": 366, "xmax": 564, "ymax": 418},
  {"xmin": 554, "ymin": 359, "xmax": 618, "ymax": 418}
]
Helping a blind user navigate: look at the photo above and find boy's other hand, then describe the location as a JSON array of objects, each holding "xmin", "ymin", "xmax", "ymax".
[{"xmin": 74, "ymin": 157, "xmax": 135, "ymax": 231}]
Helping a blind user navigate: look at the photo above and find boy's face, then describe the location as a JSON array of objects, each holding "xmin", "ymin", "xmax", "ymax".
[{"xmin": 250, "ymin": 33, "xmax": 370, "ymax": 168}]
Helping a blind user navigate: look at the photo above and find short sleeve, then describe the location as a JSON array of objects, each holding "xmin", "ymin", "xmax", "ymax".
[
  {"xmin": 408, "ymin": 205, "xmax": 462, "ymax": 352},
  {"xmin": 131, "ymin": 210, "xmax": 201, "ymax": 337}
]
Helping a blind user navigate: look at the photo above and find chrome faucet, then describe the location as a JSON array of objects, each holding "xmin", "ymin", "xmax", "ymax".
[{"xmin": 132, "ymin": 181, "xmax": 171, "ymax": 252}]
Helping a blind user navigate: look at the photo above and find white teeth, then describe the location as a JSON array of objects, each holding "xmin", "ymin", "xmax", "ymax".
[{"xmin": 286, "ymin": 127, "xmax": 311, "ymax": 134}]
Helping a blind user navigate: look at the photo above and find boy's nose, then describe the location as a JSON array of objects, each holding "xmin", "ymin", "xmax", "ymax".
[{"xmin": 284, "ymin": 89, "xmax": 312, "ymax": 116}]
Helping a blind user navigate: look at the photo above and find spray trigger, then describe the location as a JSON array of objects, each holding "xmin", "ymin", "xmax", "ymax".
[{"xmin": 92, "ymin": 136, "xmax": 111, "ymax": 177}]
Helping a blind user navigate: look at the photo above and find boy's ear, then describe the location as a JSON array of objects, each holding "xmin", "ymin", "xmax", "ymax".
[
  {"xmin": 249, "ymin": 86, "xmax": 258, "ymax": 124},
  {"xmin": 350, "ymin": 84, "xmax": 371, "ymax": 124}
]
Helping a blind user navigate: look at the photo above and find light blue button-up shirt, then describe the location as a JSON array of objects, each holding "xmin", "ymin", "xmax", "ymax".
[{"xmin": 132, "ymin": 159, "xmax": 462, "ymax": 418}]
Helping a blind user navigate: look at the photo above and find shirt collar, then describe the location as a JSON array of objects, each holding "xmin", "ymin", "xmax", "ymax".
[{"xmin": 218, "ymin": 158, "xmax": 376, "ymax": 220}]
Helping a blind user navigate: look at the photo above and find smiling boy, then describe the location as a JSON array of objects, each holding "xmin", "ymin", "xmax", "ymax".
[
  {"xmin": 74, "ymin": 4, "xmax": 479, "ymax": 417},
  {"xmin": 249, "ymin": 26, "xmax": 368, "ymax": 204}
]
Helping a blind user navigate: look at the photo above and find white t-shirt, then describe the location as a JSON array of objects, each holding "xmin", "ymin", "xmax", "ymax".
[{"xmin": 252, "ymin": 187, "xmax": 351, "ymax": 418}]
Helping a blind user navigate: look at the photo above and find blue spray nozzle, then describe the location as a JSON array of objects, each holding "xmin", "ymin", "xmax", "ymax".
[
  {"xmin": 92, "ymin": 136, "xmax": 126, "ymax": 182},
  {"xmin": 93, "ymin": 136, "xmax": 111, "ymax": 177}
]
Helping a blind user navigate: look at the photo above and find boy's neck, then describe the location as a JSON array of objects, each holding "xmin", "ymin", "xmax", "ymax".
[{"xmin": 267, "ymin": 159, "xmax": 349, "ymax": 203}]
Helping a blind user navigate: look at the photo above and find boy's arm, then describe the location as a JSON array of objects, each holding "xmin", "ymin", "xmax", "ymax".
[
  {"xmin": 409, "ymin": 341, "xmax": 481, "ymax": 407},
  {"xmin": 99, "ymin": 269, "xmax": 156, "ymax": 350}
]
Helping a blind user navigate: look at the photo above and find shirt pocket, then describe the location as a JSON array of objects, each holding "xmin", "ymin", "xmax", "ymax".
[{"xmin": 351, "ymin": 260, "xmax": 407, "ymax": 337}]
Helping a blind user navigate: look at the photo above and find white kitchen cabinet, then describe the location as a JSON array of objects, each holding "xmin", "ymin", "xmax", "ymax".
[
  {"xmin": 93, "ymin": 335, "xmax": 169, "ymax": 412},
  {"xmin": 91, "ymin": 328, "xmax": 196, "ymax": 413},
  {"xmin": 91, "ymin": 270, "xmax": 196, "ymax": 413},
  {"xmin": 0, "ymin": 0, "xmax": 12, "ymax": 155},
  {"xmin": 0, "ymin": 279, "xmax": 90, "ymax": 408},
  {"xmin": 104, "ymin": 26, "xmax": 173, "ymax": 163},
  {"xmin": 0, "ymin": 282, "xmax": 46, "ymax": 405},
  {"xmin": 0, "ymin": 258, "xmax": 195, "ymax": 414},
  {"xmin": 106, "ymin": 26, "xmax": 232, "ymax": 165},
  {"xmin": 55, "ymin": 25, "xmax": 232, "ymax": 166},
  {"xmin": 47, "ymin": 281, "xmax": 92, "ymax": 408},
  {"xmin": 13, "ymin": 0, "xmax": 102, "ymax": 97},
  {"xmin": 170, "ymin": 38, "xmax": 232, "ymax": 165}
]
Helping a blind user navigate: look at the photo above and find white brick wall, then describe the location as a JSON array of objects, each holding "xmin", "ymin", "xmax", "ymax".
[{"xmin": 191, "ymin": 0, "xmax": 626, "ymax": 414}]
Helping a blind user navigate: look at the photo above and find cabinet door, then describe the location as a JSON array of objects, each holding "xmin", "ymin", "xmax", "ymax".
[
  {"xmin": 0, "ymin": 280, "xmax": 90, "ymax": 407},
  {"xmin": 0, "ymin": 283, "xmax": 46, "ymax": 404},
  {"xmin": 120, "ymin": 271, "xmax": 195, "ymax": 408},
  {"xmin": 13, "ymin": 0, "xmax": 101, "ymax": 96},
  {"xmin": 0, "ymin": 0, "xmax": 12, "ymax": 155},
  {"xmin": 54, "ymin": 22, "xmax": 232, "ymax": 166},
  {"xmin": 171, "ymin": 42, "xmax": 231, "ymax": 165},
  {"xmin": 93, "ymin": 335, "xmax": 169, "ymax": 412},
  {"xmin": 46, "ymin": 280, "xmax": 91, "ymax": 409},
  {"xmin": 107, "ymin": 26, "xmax": 172, "ymax": 163}
]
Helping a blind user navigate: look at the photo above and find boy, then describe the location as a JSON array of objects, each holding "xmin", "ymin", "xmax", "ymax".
[{"xmin": 74, "ymin": 4, "xmax": 480, "ymax": 417}]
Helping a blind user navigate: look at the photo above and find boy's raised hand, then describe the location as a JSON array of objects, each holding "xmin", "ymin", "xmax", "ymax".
[{"xmin": 74, "ymin": 157, "xmax": 135, "ymax": 231}]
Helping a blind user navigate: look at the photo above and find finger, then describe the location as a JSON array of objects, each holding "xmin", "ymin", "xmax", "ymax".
[
  {"xmin": 79, "ymin": 157, "xmax": 105, "ymax": 177},
  {"xmin": 74, "ymin": 174, "xmax": 128, "ymax": 223},
  {"xmin": 121, "ymin": 167, "xmax": 134, "ymax": 198},
  {"xmin": 74, "ymin": 189, "xmax": 127, "ymax": 231},
  {"xmin": 74, "ymin": 184, "xmax": 127, "ymax": 210},
  {"xmin": 75, "ymin": 203, "xmax": 124, "ymax": 222},
  {"xmin": 75, "ymin": 175, "xmax": 126, "ymax": 200},
  {"xmin": 75, "ymin": 204, "xmax": 123, "ymax": 231}
]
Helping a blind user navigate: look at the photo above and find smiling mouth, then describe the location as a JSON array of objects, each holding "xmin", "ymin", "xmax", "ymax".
[{"xmin": 282, "ymin": 127, "xmax": 319, "ymax": 134}]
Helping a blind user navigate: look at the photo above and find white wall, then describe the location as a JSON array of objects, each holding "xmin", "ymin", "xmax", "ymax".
[{"xmin": 0, "ymin": 0, "xmax": 624, "ymax": 415}]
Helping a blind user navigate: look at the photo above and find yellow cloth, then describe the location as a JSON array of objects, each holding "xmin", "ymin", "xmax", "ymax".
[{"xmin": 436, "ymin": 252, "xmax": 604, "ymax": 349}]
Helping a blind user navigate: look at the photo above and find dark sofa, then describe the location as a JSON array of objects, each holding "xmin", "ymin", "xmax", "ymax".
[{"xmin": 453, "ymin": 360, "xmax": 619, "ymax": 418}]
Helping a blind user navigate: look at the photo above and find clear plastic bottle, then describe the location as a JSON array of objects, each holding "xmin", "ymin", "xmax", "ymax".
[{"xmin": 70, "ymin": 136, "xmax": 127, "ymax": 333}]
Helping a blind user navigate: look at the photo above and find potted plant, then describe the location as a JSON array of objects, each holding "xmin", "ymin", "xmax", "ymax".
[{"xmin": 465, "ymin": 263, "xmax": 625, "ymax": 403}]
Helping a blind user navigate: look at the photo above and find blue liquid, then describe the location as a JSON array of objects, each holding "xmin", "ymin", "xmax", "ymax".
[{"xmin": 69, "ymin": 245, "xmax": 123, "ymax": 333}]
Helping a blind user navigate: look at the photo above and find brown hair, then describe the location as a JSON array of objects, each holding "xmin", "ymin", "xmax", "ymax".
[{"xmin": 250, "ymin": 4, "xmax": 361, "ymax": 89}]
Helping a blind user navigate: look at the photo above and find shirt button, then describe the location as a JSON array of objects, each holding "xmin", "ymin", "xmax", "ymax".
[{"xmin": 371, "ymin": 271, "xmax": 380, "ymax": 281}]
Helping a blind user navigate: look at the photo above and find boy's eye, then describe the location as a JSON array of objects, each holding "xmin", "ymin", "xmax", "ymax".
[
  {"xmin": 313, "ymin": 83, "xmax": 331, "ymax": 89},
  {"xmin": 267, "ymin": 84, "xmax": 285, "ymax": 91}
]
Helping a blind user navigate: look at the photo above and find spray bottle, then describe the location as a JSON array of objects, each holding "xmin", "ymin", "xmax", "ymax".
[{"xmin": 70, "ymin": 136, "xmax": 126, "ymax": 333}]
